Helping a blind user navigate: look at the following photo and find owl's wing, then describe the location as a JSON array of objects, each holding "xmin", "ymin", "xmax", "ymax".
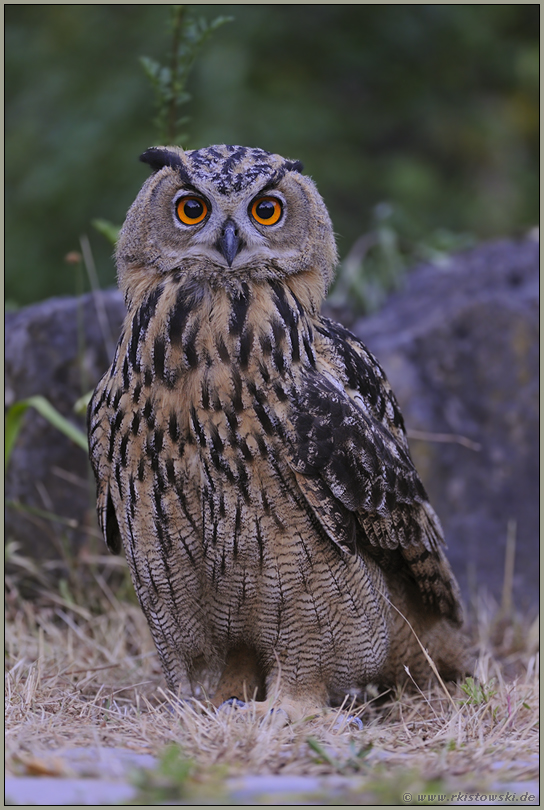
[
  {"xmin": 287, "ymin": 319, "xmax": 462, "ymax": 624},
  {"xmin": 87, "ymin": 378, "xmax": 123, "ymax": 555}
]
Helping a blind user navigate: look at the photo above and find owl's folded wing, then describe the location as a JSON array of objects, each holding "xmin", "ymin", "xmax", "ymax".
[
  {"xmin": 87, "ymin": 383, "xmax": 123, "ymax": 555},
  {"xmin": 286, "ymin": 368, "xmax": 463, "ymax": 624}
]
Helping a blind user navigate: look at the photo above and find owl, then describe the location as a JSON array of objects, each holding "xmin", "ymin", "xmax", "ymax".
[{"xmin": 88, "ymin": 144, "xmax": 467, "ymax": 722}]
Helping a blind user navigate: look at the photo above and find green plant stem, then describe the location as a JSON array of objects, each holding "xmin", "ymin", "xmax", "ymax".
[{"xmin": 168, "ymin": 6, "xmax": 184, "ymax": 144}]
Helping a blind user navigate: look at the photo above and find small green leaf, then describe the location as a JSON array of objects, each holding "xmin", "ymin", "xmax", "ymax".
[
  {"xmin": 139, "ymin": 55, "xmax": 161, "ymax": 82},
  {"xmin": 27, "ymin": 396, "xmax": 88, "ymax": 451},
  {"xmin": 92, "ymin": 218, "xmax": 121, "ymax": 246},
  {"xmin": 74, "ymin": 390, "xmax": 93, "ymax": 416},
  {"xmin": 306, "ymin": 737, "xmax": 336, "ymax": 767},
  {"xmin": 6, "ymin": 499, "xmax": 79, "ymax": 528},
  {"xmin": 5, "ymin": 401, "xmax": 31, "ymax": 470},
  {"xmin": 5, "ymin": 395, "xmax": 88, "ymax": 471}
]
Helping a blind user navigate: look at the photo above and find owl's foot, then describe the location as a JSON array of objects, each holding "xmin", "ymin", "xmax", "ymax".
[
  {"xmin": 163, "ymin": 696, "xmax": 195, "ymax": 715},
  {"xmin": 211, "ymin": 645, "xmax": 265, "ymax": 707},
  {"xmin": 216, "ymin": 697, "xmax": 247, "ymax": 713},
  {"xmin": 217, "ymin": 695, "xmax": 326, "ymax": 724},
  {"xmin": 216, "ymin": 697, "xmax": 362, "ymax": 730},
  {"xmin": 332, "ymin": 712, "xmax": 364, "ymax": 731},
  {"xmin": 216, "ymin": 697, "xmax": 289, "ymax": 726}
]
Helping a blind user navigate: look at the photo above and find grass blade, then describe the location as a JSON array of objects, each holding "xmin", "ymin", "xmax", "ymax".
[{"xmin": 5, "ymin": 395, "xmax": 88, "ymax": 471}]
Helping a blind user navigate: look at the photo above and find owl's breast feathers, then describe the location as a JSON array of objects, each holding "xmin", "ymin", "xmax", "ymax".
[{"xmin": 88, "ymin": 275, "xmax": 462, "ymax": 625}]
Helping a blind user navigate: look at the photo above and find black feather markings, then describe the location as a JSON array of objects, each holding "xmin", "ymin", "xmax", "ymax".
[
  {"xmin": 318, "ymin": 318, "xmax": 406, "ymax": 429},
  {"xmin": 285, "ymin": 349, "xmax": 461, "ymax": 618},
  {"xmin": 262, "ymin": 158, "xmax": 304, "ymax": 189},
  {"xmin": 229, "ymin": 283, "xmax": 250, "ymax": 336},
  {"xmin": 168, "ymin": 290, "xmax": 192, "ymax": 346},
  {"xmin": 184, "ymin": 321, "xmax": 200, "ymax": 369},
  {"xmin": 290, "ymin": 370, "xmax": 424, "ymax": 516},
  {"xmin": 129, "ymin": 285, "xmax": 164, "ymax": 373},
  {"xmin": 153, "ymin": 335, "xmax": 166, "ymax": 381},
  {"xmin": 107, "ymin": 410, "xmax": 124, "ymax": 463},
  {"xmin": 284, "ymin": 158, "xmax": 303, "ymax": 174},
  {"xmin": 104, "ymin": 489, "xmax": 122, "ymax": 555},
  {"xmin": 239, "ymin": 326, "xmax": 254, "ymax": 370},
  {"xmin": 122, "ymin": 356, "xmax": 130, "ymax": 391},
  {"xmin": 216, "ymin": 335, "xmax": 230, "ymax": 363},
  {"xmin": 231, "ymin": 367, "xmax": 244, "ymax": 413}
]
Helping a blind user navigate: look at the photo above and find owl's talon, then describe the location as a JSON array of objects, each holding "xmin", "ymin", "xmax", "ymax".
[
  {"xmin": 164, "ymin": 696, "xmax": 193, "ymax": 715},
  {"xmin": 333, "ymin": 713, "xmax": 364, "ymax": 731},
  {"xmin": 261, "ymin": 706, "xmax": 290, "ymax": 726},
  {"xmin": 217, "ymin": 697, "xmax": 247, "ymax": 714}
]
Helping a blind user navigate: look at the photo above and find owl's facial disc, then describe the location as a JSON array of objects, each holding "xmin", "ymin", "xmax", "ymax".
[
  {"xmin": 171, "ymin": 180, "xmax": 290, "ymax": 271},
  {"xmin": 215, "ymin": 193, "xmax": 283, "ymax": 267}
]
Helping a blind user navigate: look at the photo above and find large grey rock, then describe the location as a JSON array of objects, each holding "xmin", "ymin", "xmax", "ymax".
[
  {"xmin": 352, "ymin": 237, "xmax": 539, "ymax": 613},
  {"xmin": 5, "ymin": 289, "xmax": 126, "ymax": 566}
]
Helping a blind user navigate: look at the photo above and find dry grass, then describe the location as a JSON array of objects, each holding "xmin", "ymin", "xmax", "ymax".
[{"xmin": 5, "ymin": 552, "xmax": 539, "ymax": 804}]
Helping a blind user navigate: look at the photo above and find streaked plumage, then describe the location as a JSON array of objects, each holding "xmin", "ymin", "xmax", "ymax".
[{"xmin": 88, "ymin": 145, "xmax": 467, "ymax": 719}]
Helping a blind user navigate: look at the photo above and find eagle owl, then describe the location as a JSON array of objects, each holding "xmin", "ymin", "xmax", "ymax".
[{"xmin": 88, "ymin": 144, "xmax": 467, "ymax": 720}]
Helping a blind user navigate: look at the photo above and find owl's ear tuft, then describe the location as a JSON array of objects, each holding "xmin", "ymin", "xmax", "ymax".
[
  {"xmin": 140, "ymin": 147, "xmax": 188, "ymax": 177},
  {"xmin": 284, "ymin": 159, "xmax": 304, "ymax": 174},
  {"xmin": 268, "ymin": 158, "xmax": 304, "ymax": 187}
]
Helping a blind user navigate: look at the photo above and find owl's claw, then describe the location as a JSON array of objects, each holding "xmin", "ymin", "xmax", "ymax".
[
  {"xmin": 216, "ymin": 699, "xmax": 290, "ymax": 726},
  {"xmin": 333, "ymin": 713, "xmax": 364, "ymax": 731},
  {"xmin": 217, "ymin": 697, "xmax": 247, "ymax": 714},
  {"xmin": 164, "ymin": 696, "xmax": 193, "ymax": 715},
  {"xmin": 261, "ymin": 706, "xmax": 290, "ymax": 727}
]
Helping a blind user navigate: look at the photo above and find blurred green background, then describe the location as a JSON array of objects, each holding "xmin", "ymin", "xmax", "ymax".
[{"xmin": 5, "ymin": 4, "xmax": 539, "ymax": 309}]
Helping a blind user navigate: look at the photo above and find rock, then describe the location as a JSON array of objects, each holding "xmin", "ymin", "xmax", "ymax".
[
  {"xmin": 4, "ymin": 746, "xmax": 540, "ymax": 805},
  {"xmin": 5, "ymin": 289, "xmax": 126, "ymax": 567},
  {"xmin": 5, "ymin": 747, "xmax": 157, "ymax": 806},
  {"xmin": 352, "ymin": 236, "xmax": 539, "ymax": 613},
  {"xmin": 5, "ymin": 776, "xmax": 137, "ymax": 806}
]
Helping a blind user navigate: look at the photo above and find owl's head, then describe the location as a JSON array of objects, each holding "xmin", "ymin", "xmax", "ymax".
[{"xmin": 117, "ymin": 145, "xmax": 338, "ymax": 310}]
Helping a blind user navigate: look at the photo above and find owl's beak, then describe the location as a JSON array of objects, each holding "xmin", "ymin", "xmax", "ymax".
[{"xmin": 218, "ymin": 219, "xmax": 242, "ymax": 267}]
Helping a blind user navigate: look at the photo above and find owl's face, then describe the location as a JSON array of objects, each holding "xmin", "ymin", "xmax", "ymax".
[{"xmin": 117, "ymin": 145, "xmax": 338, "ymax": 308}]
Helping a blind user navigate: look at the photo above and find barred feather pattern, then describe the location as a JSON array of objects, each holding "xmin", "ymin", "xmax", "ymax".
[{"xmin": 89, "ymin": 271, "xmax": 465, "ymax": 704}]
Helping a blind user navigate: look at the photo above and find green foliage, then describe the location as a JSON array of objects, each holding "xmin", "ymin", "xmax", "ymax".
[
  {"xmin": 140, "ymin": 4, "xmax": 232, "ymax": 146},
  {"xmin": 5, "ymin": 5, "xmax": 539, "ymax": 308},
  {"xmin": 127, "ymin": 744, "xmax": 228, "ymax": 805},
  {"xmin": 90, "ymin": 7, "xmax": 231, "ymax": 253},
  {"xmin": 306, "ymin": 736, "xmax": 372, "ymax": 775},
  {"xmin": 91, "ymin": 218, "xmax": 121, "ymax": 247},
  {"xmin": 5, "ymin": 395, "xmax": 88, "ymax": 472},
  {"xmin": 73, "ymin": 390, "xmax": 93, "ymax": 416},
  {"xmin": 458, "ymin": 677, "xmax": 497, "ymax": 706},
  {"xmin": 329, "ymin": 202, "xmax": 475, "ymax": 312}
]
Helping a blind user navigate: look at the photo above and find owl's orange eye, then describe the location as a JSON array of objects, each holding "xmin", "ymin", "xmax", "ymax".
[
  {"xmin": 176, "ymin": 196, "xmax": 208, "ymax": 225},
  {"xmin": 250, "ymin": 196, "xmax": 282, "ymax": 226}
]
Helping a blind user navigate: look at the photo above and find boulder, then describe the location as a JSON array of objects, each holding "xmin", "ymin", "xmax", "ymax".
[
  {"xmin": 5, "ymin": 290, "xmax": 126, "ymax": 564},
  {"xmin": 351, "ymin": 236, "xmax": 539, "ymax": 613}
]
